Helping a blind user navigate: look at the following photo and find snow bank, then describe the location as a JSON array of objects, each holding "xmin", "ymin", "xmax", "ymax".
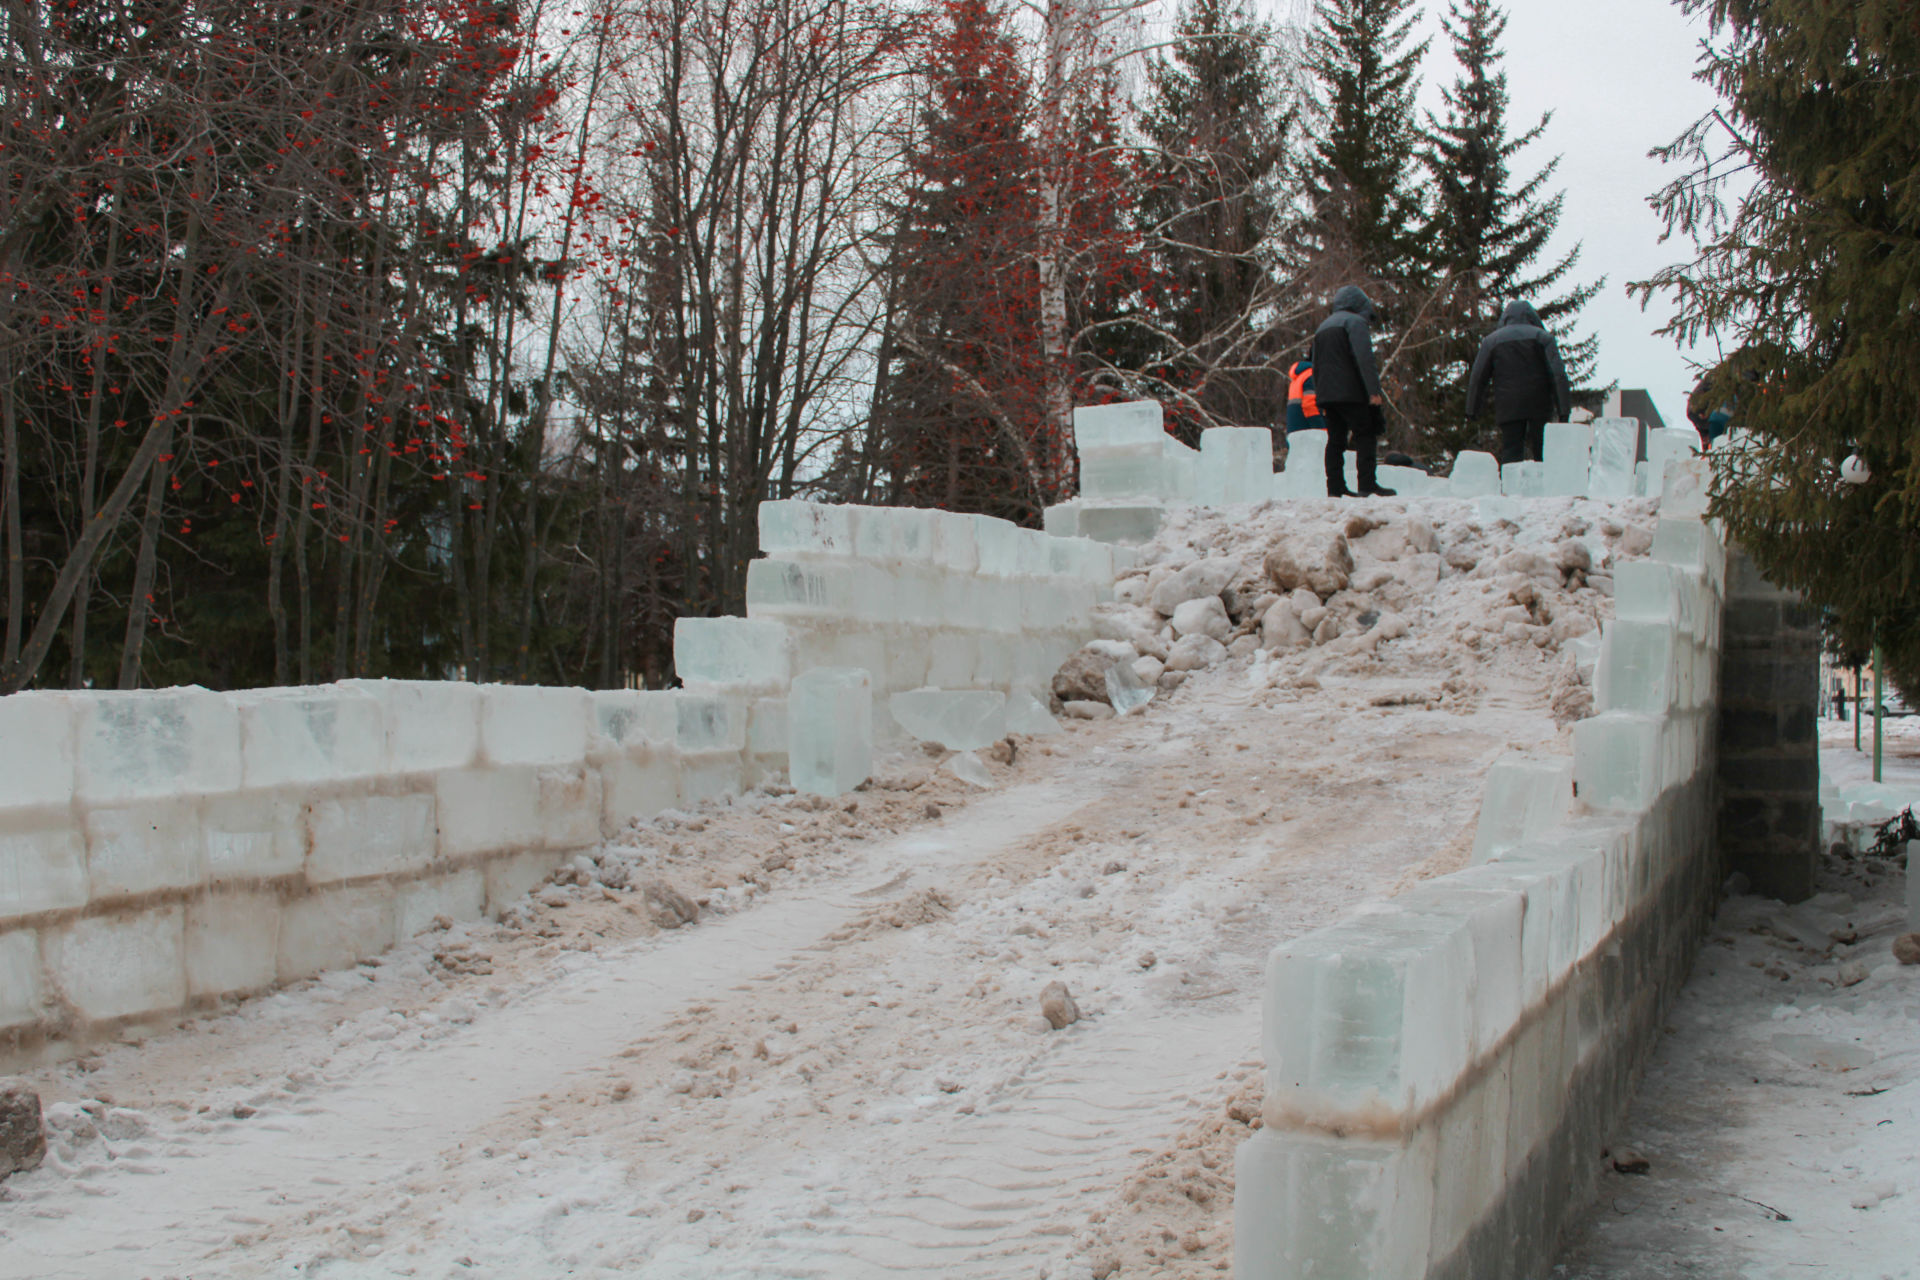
[{"xmin": 1235, "ymin": 506, "xmax": 1729, "ymax": 1280}]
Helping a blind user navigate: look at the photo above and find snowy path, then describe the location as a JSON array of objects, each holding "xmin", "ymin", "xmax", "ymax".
[{"xmin": 1555, "ymin": 722, "xmax": 1920, "ymax": 1280}]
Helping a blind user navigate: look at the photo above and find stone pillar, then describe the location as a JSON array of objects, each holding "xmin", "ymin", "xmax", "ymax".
[{"xmin": 1717, "ymin": 548, "xmax": 1822, "ymax": 901}]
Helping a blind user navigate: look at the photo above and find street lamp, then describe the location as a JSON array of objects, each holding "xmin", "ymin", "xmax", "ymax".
[{"xmin": 1838, "ymin": 451, "xmax": 1883, "ymax": 780}]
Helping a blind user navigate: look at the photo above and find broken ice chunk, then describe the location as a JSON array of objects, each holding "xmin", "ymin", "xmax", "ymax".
[
  {"xmin": 888, "ymin": 689, "xmax": 1008, "ymax": 752},
  {"xmin": 946, "ymin": 751, "xmax": 993, "ymax": 789},
  {"xmin": 1005, "ymin": 689, "xmax": 1063, "ymax": 736},
  {"xmin": 1104, "ymin": 662, "xmax": 1154, "ymax": 716}
]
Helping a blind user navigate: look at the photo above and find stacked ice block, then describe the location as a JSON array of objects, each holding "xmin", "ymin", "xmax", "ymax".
[
  {"xmin": 729, "ymin": 500, "xmax": 1113, "ymax": 747},
  {"xmin": 1236, "ymin": 511, "xmax": 1729, "ymax": 1280},
  {"xmin": 1047, "ymin": 401, "xmax": 1197, "ymax": 543},
  {"xmin": 0, "ymin": 678, "xmax": 772, "ymax": 1047}
]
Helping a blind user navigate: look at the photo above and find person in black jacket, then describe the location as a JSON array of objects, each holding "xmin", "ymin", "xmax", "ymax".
[
  {"xmin": 1465, "ymin": 301, "xmax": 1572, "ymax": 464},
  {"xmin": 1310, "ymin": 285, "xmax": 1394, "ymax": 497}
]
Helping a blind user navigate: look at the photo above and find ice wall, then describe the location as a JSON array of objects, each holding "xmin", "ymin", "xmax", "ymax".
[
  {"xmin": 1044, "ymin": 402, "xmax": 1702, "ymax": 544},
  {"xmin": 1235, "ymin": 509, "xmax": 1729, "ymax": 1280},
  {"xmin": 0, "ymin": 680, "xmax": 738, "ymax": 1054},
  {"xmin": 696, "ymin": 500, "xmax": 1119, "ymax": 750}
]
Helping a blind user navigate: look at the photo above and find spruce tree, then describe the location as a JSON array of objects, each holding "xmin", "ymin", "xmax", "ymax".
[
  {"xmin": 1133, "ymin": 0, "xmax": 1290, "ymax": 440},
  {"xmin": 1418, "ymin": 0, "xmax": 1600, "ymax": 458},
  {"xmin": 1300, "ymin": 0, "xmax": 1430, "ymax": 288},
  {"xmin": 1638, "ymin": 0, "xmax": 1920, "ymax": 690},
  {"xmin": 865, "ymin": 0, "xmax": 1049, "ymax": 522}
]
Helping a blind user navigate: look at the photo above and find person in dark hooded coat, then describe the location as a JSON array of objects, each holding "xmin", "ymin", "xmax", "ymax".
[
  {"xmin": 1310, "ymin": 285, "xmax": 1394, "ymax": 497},
  {"xmin": 1465, "ymin": 300, "xmax": 1572, "ymax": 464}
]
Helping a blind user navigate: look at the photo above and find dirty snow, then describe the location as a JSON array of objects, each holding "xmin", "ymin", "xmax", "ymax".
[
  {"xmin": 1555, "ymin": 718, "xmax": 1920, "ymax": 1280},
  {"xmin": 0, "ymin": 495, "xmax": 1662, "ymax": 1278}
]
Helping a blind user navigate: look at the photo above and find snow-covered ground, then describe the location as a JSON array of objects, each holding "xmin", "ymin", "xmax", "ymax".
[
  {"xmin": 0, "ymin": 496, "xmax": 1658, "ymax": 1278},
  {"xmin": 1555, "ymin": 718, "xmax": 1920, "ymax": 1280}
]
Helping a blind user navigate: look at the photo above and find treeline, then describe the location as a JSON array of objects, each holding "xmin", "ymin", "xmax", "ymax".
[{"xmin": 0, "ymin": 0, "xmax": 1595, "ymax": 694}]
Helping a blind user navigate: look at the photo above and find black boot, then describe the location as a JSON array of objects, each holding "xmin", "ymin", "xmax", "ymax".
[
  {"xmin": 1354, "ymin": 435, "xmax": 1396, "ymax": 497},
  {"xmin": 1325, "ymin": 451, "xmax": 1352, "ymax": 497}
]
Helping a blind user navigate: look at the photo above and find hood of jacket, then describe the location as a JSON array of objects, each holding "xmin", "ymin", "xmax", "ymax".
[
  {"xmin": 1501, "ymin": 300, "xmax": 1543, "ymax": 329},
  {"xmin": 1329, "ymin": 285, "xmax": 1373, "ymax": 319}
]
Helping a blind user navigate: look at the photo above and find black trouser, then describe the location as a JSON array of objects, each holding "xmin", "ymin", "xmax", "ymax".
[
  {"xmin": 1321, "ymin": 401, "xmax": 1381, "ymax": 495},
  {"xmin": 1499, "ymin": 417, "xmax": 1547, "ymax": 465}
]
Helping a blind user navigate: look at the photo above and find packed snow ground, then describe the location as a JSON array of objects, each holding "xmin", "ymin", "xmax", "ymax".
[
  {"xmin": 1555, "ymin": 718, "xmax": 1920, "ymax": 1280},
  {"xmin": 0, "ymin": 496, "xmax": 1657, "ymax": 1279}
]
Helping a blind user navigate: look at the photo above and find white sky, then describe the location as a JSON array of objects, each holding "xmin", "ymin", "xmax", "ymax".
[
  {"xmin": 1198, "ymin": 0, "xmax": 1726, "ymax": 427},
  {"xmin": 1408, "ymin": 0, "xmax": 1725, "ymax": 427}
]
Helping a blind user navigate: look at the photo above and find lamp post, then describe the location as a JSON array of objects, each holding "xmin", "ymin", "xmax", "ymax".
[{"xmin": 1839, "ymin": 453, "xmax": 1880, "ymax": 779}]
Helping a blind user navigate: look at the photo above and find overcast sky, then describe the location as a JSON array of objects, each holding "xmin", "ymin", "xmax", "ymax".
[
  {"xmin": 1407, "ymin": 0, "xmax": 1725, "ymax": 427},
  {"xmin": 1220, "ymin": 0, "xmax": 1727, "ymax": 428}
]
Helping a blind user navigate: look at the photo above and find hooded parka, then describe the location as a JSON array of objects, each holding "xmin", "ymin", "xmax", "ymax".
[
  {"xmin": 1310, "ymin": 286, "xmax": 1382, "ymax": 405},
  {"xmin": 1465, "ymin": 301, "xmax": 1572, "ymax": 423}
]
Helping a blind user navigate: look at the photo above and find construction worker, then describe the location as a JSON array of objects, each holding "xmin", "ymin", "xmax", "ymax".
[
  {"xmin": 1465, "ymin": 300, "xmax": 1572, "ymax": 464},
  {"xmin": 1285, "ymin": 354, "xmax": 1320, "ymax": 434}
]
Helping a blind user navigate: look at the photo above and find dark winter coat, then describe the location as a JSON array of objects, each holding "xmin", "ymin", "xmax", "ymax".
[
  {"xmin": 1465, "ymin": 301, "xmax": 1572, "ymax": 423},
  {"xmin": 1310, "ymin": 286, "xmax": 1382, "ymax": 405}
]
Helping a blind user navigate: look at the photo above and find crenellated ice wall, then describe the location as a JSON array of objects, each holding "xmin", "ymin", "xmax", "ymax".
[
  {"xmin": 1233, "ymin": 495, "xmax": 1729, "ymax": 1280},
  {"xmin": 1046, "ymin": 401, "xmax": 1711, "ymax": 545},
  {"xmin": 0, "ymin": 502, "xmax": 1119, "ymax": 1056}
]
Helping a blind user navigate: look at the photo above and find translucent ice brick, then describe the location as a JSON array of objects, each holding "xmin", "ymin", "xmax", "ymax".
[
  {"xmin": 1276, "ymin": 429, "xmax": 1327, "ymax": 499},
  {"xmin": 1449, "ymin": 450, "xmax": 1501, "ymax": 498},
  {"xmin": 1594, "ymin": 620, "xmax": 1682, "ymax": 714},
  {"xmin": 0, "ymin": 691, "xmax": 75, "ymax": 808},
  {"xmin": 1197, "ymin": 426, "xmax": 1274, "ymax": 506},
  {"xmin": 341, "ymin": 679, "xmax": 482, "ymax": 772},
  {"xmin": 1072, "ymin": 400, "xmax": 1165, "ymax": 451},
  {"xmin": 1076, "ymin": 504, "xmax": 1166, "ymax": 545},
  {"xmin": 1081, "ymin": 443, "xmax": 1171, "ymax": 501},
  {"xmin": 758, "ymin": 499, "xmax": 857, "ymax": 557},
  {"xmin": 1500, "ymin": 461, "xmax": 1544, "ymax": 498},
  {"xmin": 45, "ymin": 907, "xmax": 186, "ymax": 1021},
  {"xmin": 1470, "ymin": 754, "xmax": 1574, "ymax": 863},
  {"xmin": 972, "ymin": 514, "xmax": 1023, "ymax": 577},
  {"xmin": 232, "ymin": 687, "xmax": 385, "ymax": 788},
  {"xmin": 480, "ymin": 684, "xmax": 590, "ymax": 766},
  {"xmin": 1233, "ymin": 1127, "xmax": 1437, "ymax": 1280},
  {"xmin": 1572, "ymin": 712, "xmax": 1663, "ymax": 812},
  {"xmin": 674, "ymin": 693, "xmax": 748, "ymax": 753},
  {"xmin": 1043, "ymin": 501, "xmax": 1081, "ymax": 538},
  {"xmin": 75, "ymin": 687, "xmax": 242, "ymax": 802},
  {"xmin": 788, "ymin": 668, "xmax": 872, "ymax": 797},
  {"xmin": 745, "ymin": 557, "xmax": 859, "ymax": 617},
  {"xmin": 590, "ymin": 690, "xmax": 677, "ymax": 751},
  {"xmin": 673, "ymin": 616, "xmax": 793, "ymax": 690},
  {"xmin": 1394, "ymin": 880, "xmax": 1526, "ymax": 1059},
  {"xmin": 1379, "ymin": 464, "xmax": 1429, "ymax": 496},
  {"xmin": 1646, "ymin": 427, "xmax": 1697, "ymax": 488},
  {"xmin": 1542, "ymin": 421, "xmax": 1592, "ymax": 496},
  {"xmin": 1263, "ymin": 911, "xmax": 1477, "ymax": 1117},
  {"xmin": 1589, "ymin": 417, "xmax": 1639, "ymax": 498}
]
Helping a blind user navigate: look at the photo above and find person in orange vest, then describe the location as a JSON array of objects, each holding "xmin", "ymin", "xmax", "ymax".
[{"xmin": 1285, "ymin": 353, "xmax": 1320, "ymax": 434}]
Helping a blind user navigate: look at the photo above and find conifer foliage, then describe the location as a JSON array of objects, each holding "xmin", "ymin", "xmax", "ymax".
[
  {"xmin": 1638, "ymin": 0, "xmax": 1920, "ymax": 689},
  {"xmin": 1300, "ymin": 0, "xmax": 1430, "ymax": 289},
  {"xmin": 1418, "ymin": 0, "xmax": 1599, "ymax": 456},
  {"xmin": 866, "ymin": 0, "xmax": 1049, "ymax": 522},
  {"xmin": 1131, "ymin": 0, "xmax": 1291, "ymax": 439}
]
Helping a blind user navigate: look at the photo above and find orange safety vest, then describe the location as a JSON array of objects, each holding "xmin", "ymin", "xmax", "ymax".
[{"xmin": 1288, "ymin": 362, "xmax": 1319, "ymax": 418}]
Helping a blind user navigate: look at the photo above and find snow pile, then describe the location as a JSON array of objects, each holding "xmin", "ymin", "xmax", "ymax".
[{"xmin": 1053, "ymin": 495, "xmax": 1658, "ymax": 724}]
